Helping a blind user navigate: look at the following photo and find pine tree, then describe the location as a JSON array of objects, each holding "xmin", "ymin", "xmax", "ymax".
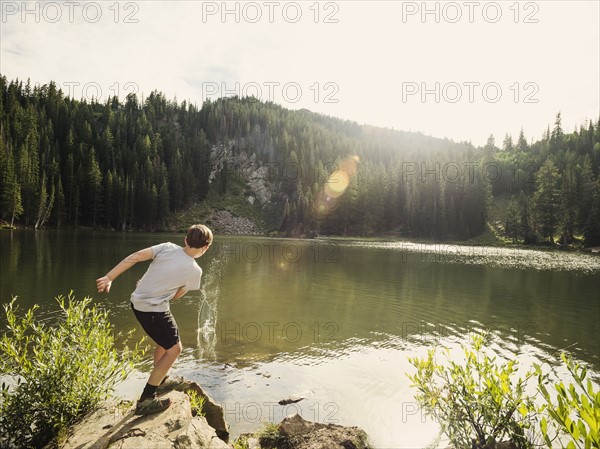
[
  {"xmin": 534, "ymin": 159, "xmax": 561, "ymax": 243},
  {"xmin": 517, "ymin": 129, "xmax": 529, "ymax": 152},
  {"xmin": 583, "ymin": 178, "xmax": 600, "ymax": 247},
  {"xmin": 104, "ymin": 170, "xmax": 114, "ymax": 228},
  {"xmin": 157, "ymin": 182, "xmax": 170, "ymax": 227},
  {"xmin": 505, "ymin": 197, "xmax": 519, "ymax": 242},
  {"xmin": 461, "ymin": 163, "xmax": 491, "ymax": 237},
  {"xmin": 17, "ymin": 129, "xmax": 40, "ymax": 226},
  {"xmin": 502, "ymin": 134, "xmax": 514, "ymax": 152},
  {"xmin": 0, "ymin": 140, "xmax": 23, "ymax": 226},
  {"xmin": 53, "ymin": 177, "xmax": 66, "ymax": 228},
  {"xmin": 577, "ymin": 155, "xmax": 595, "ymax": 230},
  {"xmin": 64, "ymin": 153, "xmax": 76, "ymax": 223},
  {"xmin": 484, "ymin": 134, "xmax": 497, "ymax": 152},
  {"xmin": 550, "ymin": 112, "xmax": 564, "ymax": 152},
  {"xmin": 559, "ymin": 159, "xmax": 577, "ymax": 244},
  {"xmin": 84, "ymin": 147, "xmax": 103, "ymax": 227},
  {"xmin": 35, "ymin": 171, "xmax": 55, "ymax": 229},
  {"xmin": 518, "ymin": 193, "xmax": 535, "ymax": 244}
]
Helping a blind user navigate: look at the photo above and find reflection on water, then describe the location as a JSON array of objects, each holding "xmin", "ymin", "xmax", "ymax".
[
  {"xmin": 338, "ymin": 239, "xmax": 600, "ymax": 274},
  {"xmin": 1, "ymin": 231, "xmax": 599, "ymax": 447}
]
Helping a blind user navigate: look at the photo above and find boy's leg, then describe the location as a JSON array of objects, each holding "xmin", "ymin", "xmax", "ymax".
[
  {"xmin": 154, "ymin": 345, "xmax": 167, "ymax": 365},
  {"xmin": 154, "ymin": 345, "xmax": 169, "ymax": 383},
  {"xmin": 148, "ymin": 341, "xmax": 182, "ymax": 386},
  {"xmin": 131, "ymin": 307, "xmax": 182, "ymax": 414}
]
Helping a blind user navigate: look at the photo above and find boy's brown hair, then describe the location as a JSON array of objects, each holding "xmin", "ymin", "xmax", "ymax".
[{"xmin": 186, "ymin": 224, "xmax": 213, "ymax": 248}]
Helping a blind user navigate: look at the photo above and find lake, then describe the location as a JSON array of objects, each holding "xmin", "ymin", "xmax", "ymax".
[{"xmin": 1, "ymin": 230, "xmax": 599, "ymax": 447}]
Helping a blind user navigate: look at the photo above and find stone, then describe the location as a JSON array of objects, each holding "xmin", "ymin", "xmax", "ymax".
[
  {"xmin": 278, "ymin": 394, "xmax": 307, "ymax": 406},
  {"xmin": 166, "ymin": 379, "xmax": 230, "ymax": 442},
  {"xmin": 278, "ymin": 413, "xmax": 327, "ymax": 438},
  {"xmin": 276, "ymin": 414, "xmax": 370, "ymax": 449},
  {"xmin": 51, "ymin": 391, "xmax": 229, "ymax": 449}
]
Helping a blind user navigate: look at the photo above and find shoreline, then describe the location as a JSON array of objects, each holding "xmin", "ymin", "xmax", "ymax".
[{"xmin": 3, "ymin": 223, "xmax": 599, "ymax": 255}]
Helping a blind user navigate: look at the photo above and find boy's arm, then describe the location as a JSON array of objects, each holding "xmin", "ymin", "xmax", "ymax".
[
  {"xmin": 172, "ymin": 287, "xmax": 187, "ymax": 300},
  {"xmin": 96, "ymin": 247, "xmax": 154, "ymax": 293}
]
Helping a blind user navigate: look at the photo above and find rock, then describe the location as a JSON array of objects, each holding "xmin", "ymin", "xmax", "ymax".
[
  {"xmin": 276, "ymin": 414, "xmax": 370, "ymax": 449},
  {"xmin": 278, "ymin": 395, "xmax": 306, "ymax": 405},
  {"xmin": 278, "ymin": 389, "xmax": 312, "ymax": 405},
  {"xmin": 160, "ymin": 378, "xmax": 230, "ymax": 442},
  {"xmin": 51, "ymin": 391, "xmax": 229, "ymax": 449},
  {"xmin": 278, "ymin": 413, "xmax": 327, "ymax": 438}
]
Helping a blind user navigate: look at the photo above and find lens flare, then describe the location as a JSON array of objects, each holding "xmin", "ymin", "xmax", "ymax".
[
  {"xmin": 312, "ymin": 155, "xmax": 360, "ymax": 218},
  {"xmin": 340, "ymin": 155, "xmax": 360, "ymax": 176},
  {"xmin": 324, "ymin": 170, "xmax": 350, "ymax": 198}
]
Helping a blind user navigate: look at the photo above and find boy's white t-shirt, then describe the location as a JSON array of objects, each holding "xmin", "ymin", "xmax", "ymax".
[{"xmin": 130, "ymin": 242, "xmax": 202, "ymax": 312}]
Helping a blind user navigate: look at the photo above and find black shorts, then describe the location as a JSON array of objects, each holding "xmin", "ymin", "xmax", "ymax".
[{"xmin": 131, "ymin": 304, "xmax": 180, "ymax": 350}]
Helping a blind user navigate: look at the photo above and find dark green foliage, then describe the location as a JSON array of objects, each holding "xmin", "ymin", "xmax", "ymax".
[
  {"xmin": 489, "ymin": 113, "xmax": 600, "ymax": 246},
  {"xmin": 583, "ymin": 178, "xmax": 600, "ymax": 247},
  {"xmin": 505, "ymin": 197, "xmax": 519, "ymax": 242},
  {"xmin": 0, "ymin": 75, "xmax": 598, "ymax": 242},
  {"xmin": 534, "ymin": 159, "xmax": 561, "ymax": 243}
]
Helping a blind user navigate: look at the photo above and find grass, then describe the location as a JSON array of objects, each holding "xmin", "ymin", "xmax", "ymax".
[
  {"xmin": 185, "ymin": 390, "xmax": 206, "ymax": 418},
  {"xmin": 256, "ymin": 421, "xmax": 287, "ymax": 449},
  {"xmin": 231, "ymin": 435, "xmax": 250, "ymax": 449},
  {"xmin": 230, "ymin": 421, "xmax": 286, "ymax": 449}
]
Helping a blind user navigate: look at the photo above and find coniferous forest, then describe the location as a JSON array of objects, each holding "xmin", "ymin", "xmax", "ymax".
[{"xmin": 0, "ymin": 76, "xmax": 599, "ymax": 246}]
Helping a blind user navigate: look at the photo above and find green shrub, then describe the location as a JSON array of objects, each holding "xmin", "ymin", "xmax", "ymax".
[
  {"xmin": 0, "ymin": 293, "xmax": 145, "ymax": 448},
  {"xmin": 536, "ymin": 353, "xmax": 600, "ymax": 448},
  {"xmin": 408, "ymin": 335, "xmax": 538, "ymax": 448}
]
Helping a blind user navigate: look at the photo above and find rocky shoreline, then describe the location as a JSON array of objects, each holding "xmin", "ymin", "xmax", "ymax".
[
  {"xmin": 50, "ymin": 378, "xmax": 371, "ymax": 449},
  {"xmin": 204, "ymin": 210, "xmax": 262, "ymax": 235}
]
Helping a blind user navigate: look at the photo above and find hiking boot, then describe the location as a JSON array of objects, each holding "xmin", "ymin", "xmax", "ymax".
[
  {"xmin": 156, "ymin": 376, "xmax": 187, "ymax": 396},
  {"xmin": 134, "ymin": 396, "xmax": 172, "ymax": 415}
]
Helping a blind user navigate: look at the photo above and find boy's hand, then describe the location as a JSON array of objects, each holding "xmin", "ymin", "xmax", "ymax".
[{"xmin": 96, "ymin": 276, "xmax": 112, "ymax": 293}]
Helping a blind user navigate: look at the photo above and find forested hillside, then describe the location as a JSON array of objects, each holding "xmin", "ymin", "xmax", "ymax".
[{"xmin": 0, "ymin": 76, "xmax": 599, "ymax": 246}]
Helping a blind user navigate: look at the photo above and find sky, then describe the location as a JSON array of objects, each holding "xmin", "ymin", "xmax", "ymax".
[{"xmin": 0, "ymin": 0, "xmax": 598, "ymax": 147}]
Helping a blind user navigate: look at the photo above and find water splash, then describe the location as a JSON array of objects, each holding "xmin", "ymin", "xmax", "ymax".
[{"xmin": 196, "ymin": 254, "xmax": 227, "ymax": 360}]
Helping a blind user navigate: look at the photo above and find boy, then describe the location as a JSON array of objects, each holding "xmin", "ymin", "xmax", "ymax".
[{"xmin": 96, "ymin": 224, "xmax": 213, "ymax": 415}]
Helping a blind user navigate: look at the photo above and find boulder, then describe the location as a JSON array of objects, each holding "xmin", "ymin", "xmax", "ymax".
[
  {"xmin": 52, "ymin": 391, "xmax": 229, "ymax": 449},
  {"xmin": 275, "ymin": 414, "xmax": 370, "ymax": 449},
  {"xmin": 166, "ymin": 378, "xmax": 230, "ymax": 441}
]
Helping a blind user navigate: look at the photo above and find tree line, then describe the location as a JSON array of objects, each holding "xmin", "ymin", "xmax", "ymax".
[
  {"xmin": 491, "ymin": 113, "xmax": 600, "ymax": 246},
  {"xmin": 0, "ymin": 76, "xmax": 599, "ymax": 246}
]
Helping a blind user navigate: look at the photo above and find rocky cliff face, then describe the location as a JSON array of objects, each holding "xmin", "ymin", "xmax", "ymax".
[{"xmin": 206, "ymin": 210, "xmax": 262, "ymax": 235}]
